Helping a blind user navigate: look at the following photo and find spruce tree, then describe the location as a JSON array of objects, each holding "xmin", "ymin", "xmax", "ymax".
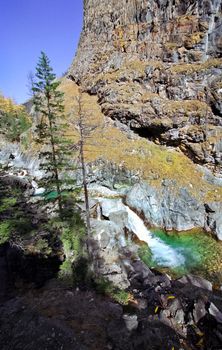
[{"xmin": 32, "ymin": 52, "xmax": 72, "ymax": 217}]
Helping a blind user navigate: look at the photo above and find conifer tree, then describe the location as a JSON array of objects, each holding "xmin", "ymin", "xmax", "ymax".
[{"xmin": 32, "ymin": 52, "xmax": 72, "ymax": 217}]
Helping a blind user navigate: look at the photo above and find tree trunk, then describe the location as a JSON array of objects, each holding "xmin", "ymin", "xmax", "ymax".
[
  {"xmin": 77, "ymin": 92, "xmax": 91, "ymax": 256},
  {"xmin": 79, "ymin": 114, "xmax": 91, "ymax": 237},
  {"xmin": 47, "ymin": 97, "xmax": 62, "ymax": 218}
]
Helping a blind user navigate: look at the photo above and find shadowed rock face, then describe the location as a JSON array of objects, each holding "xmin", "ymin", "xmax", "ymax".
[{"xmin": 69, "ymin": 0, "xmax": 222, "ymax": 171}]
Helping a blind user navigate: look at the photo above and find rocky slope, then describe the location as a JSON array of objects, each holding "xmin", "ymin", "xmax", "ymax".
[
  {"xmin": 56, "ymin": 76, "xmax": 222, "ymax": 236},
  {"xmin": 1, "ymin": 165, "xmax": 222, "ymax": 349},
  {"xmin": 69, "ymin": 0, "xmax": 222, "ymax": 171},
  {"xmin": 2, "ymin": 76, "xmax": 222, "ymax": 237},
  {"xmin": 2, "ymin": 271, "xmax": 222, "ymax": 350},
  {"xmin": 1, "ymin": 2, "xmax": 222, "ymax": 349}
]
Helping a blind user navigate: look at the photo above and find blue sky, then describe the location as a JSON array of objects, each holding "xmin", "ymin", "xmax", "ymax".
[{"xmin": 0, "ymin": 0, "xmax": 83, "ymax": 103}]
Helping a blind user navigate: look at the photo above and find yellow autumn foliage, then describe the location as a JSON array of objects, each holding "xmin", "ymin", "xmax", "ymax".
[
  {"xmin": 0, "ymin": 94, "xmax": 25, "ymax": 115},
  {"xmin": 0, "ymin": 93, "xmax": 31, "ymax": 142},
  {"xmin": 58, "ymin": 78, "xmax": 222, "ymax": 203}
]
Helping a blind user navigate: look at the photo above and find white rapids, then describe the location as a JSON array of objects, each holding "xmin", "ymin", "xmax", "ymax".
[
  {"xmin": 99, "ymin": 198, "xmax": 185, "ymax": 268},
  {"xmin": 124, "ymin": 205, "xmax": 185, "ymax": 268}
]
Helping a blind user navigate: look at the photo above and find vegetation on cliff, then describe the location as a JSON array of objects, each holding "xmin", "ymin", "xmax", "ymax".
[
  {"xmin": 0, "ymin": 94, "xmax": 31, "ymax": 142},
  {"xmin": 60, "ymin": 79, "xmax": 222, "ymax": 203},
  {"xmin": 1, "ymin": 1, "xmax": 222, "ymax": 348}
]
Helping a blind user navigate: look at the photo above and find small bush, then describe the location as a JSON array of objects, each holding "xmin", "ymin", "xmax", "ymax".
[
  {"xmin": 58, "ymin": 259, "xmax": 74, "ymax": 286},
  {"xmin": 0, "ymin": 110, "xmax": 31, "ymax": 142},
  {"xmin": 138, "ymin": 244, "xmax": 153, "ymax": 266},
  {"xmin": 61, "ymin": 212, "xmax": 85, "ymax": 258},
  {"xmin": 0, "ymin": 221, "xmax": 11, "ymax": 244},
  {"xmin": 35, "ymin": 238, "xmax": 52, "ymax": 255},
  {"xmin": 58, "ymin": 212, "xmax": 87, "ymax": 286},
  {"xmin": 0, "ymin": 197, "xmax": 17, "ymax": 213},
  {"xmin": 112, "ymin": 289, "xmax": 131, "ymax": 305},
  {"xmin": 95, "ymin": 277, "xmax": 131, "ymax": 305},
  {"xmin": 12, "ymin": 217, "xmax": 33, "ymax": 235}
]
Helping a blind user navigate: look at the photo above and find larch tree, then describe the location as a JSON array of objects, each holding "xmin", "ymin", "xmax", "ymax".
[
  {"xmin": 69, "ymin": 88, "xmax": 98, "ymax": 241},
  {"xmin": 76, "ymin": 90, "xmax": 91, "ymax": 237}
]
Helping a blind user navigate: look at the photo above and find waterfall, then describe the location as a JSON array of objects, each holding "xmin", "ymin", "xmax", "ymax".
[
  {"xmin": 204, "ymin": 0, "xmax": 221, "ymax": 60},
  {"xmin": 99, "ymin": 198, "xmax": 185, "ymax": 268},
  {"xmin": 124, "ymin": 205, "xmax": 185, "ymax": 268}
]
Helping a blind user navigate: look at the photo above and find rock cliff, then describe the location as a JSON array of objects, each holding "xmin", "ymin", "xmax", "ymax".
[
  {"xmin": 69, "ymin": 0, "xmax": 222, "ymax": 171},
  {"xmin": 3, "ymin": 1, "xmax": 222, "ymax": 236}
]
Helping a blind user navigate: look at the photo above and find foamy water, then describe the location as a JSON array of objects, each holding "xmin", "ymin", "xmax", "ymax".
[{"xmin": 125, "ymin": 205, "xmax": 185, "ymax": 267}]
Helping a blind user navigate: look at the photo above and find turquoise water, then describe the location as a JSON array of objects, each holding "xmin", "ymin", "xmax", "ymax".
[
  {"xmin": 142, "ymin": 229, "xmax": 222, "ymax": 283},
  {"xmin": 38, "ymin": 191, "xmax": 70, "ymax": 200},
  {"xmin": 44, "ymin": 191, "xmax": 60, "ymax": 200}
]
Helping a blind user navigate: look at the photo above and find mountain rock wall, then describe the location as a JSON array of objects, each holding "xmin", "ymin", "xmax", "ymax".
[
  {"xmin": 72, "ymin": 0, "xmax": 222, "ymax": 77},
  {"xmin": 69, "ymin": 0, "xmax": 222, "ymax": 171}
]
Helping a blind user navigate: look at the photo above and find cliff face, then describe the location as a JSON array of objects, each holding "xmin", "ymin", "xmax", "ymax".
[
  {"xmin": 69, "ymin": 0, "xmax": 222, "ymax": 170},
  {"xmin": 72, "ymin": 0, "xmax": 222, "ymax": 76}
]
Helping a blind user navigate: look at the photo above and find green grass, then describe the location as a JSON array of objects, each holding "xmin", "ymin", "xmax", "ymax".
[
  {"xmin": 0, "ymin": 221, "xmax": 11, "ymax": 244},
  {"xmin": 55, "ymin": 211, "xmax": 87, "ymax": 286},
  {"xmin": 0, "ymin": 198, "xmax": 17, "ymax": 213},
  {"xmin": 58, "ymin": 259, "xmax": 74, "ymax": 286},
  {"xmin": 95, "ymin": 277, "xmax": 131, "ymax": 305},
  {"xmin": 60, "ymin": 212, "xmax": 85, "ymax": 257},
  {"xmin": 35, "ymin": 238, "xmax": 52, "ymax": 255},
  {"xmin": 0, "ymin": 194, "xmax": 33, "ymax": 244},
  {"xmin": 138, "ymin": 244, "xmax": 153, "ymax": 266}
]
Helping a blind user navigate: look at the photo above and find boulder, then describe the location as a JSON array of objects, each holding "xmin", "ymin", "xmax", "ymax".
[
  {"xmin": 123, "ymin": 314, "xmax": 138, "ymax": 332},
  {"xmin": 192, "ymin": 298, "xmax": 207, "ymax": 323},
  {"xmin": 100, "ymin": 199, "xmax": 126, "ymax": 218},
  {"xmin": 0, "ymin": 142, "xmax": 42, "ymax": 178},
  {"xmin": 178, "ymin": 274, "xmax": 213, "ymax": 291},
  {"xmin": 209, "ymin": 302, "xmax": 222, "ymax": 323},
  {"xmin": 0, "ymin": 175, "xmax": 32, "ymax": 191},
  {"xmin": 205, "ymin": 202, "xmax": 222, "ymax": 240},
  {"xmin": 131, "ymin": 260, "xmax": 154, "ymax": 282},
  {"xmin": 159, "ymin": 297, "xmax": 186, "ymax": 337},
  {"xmin": 91, "ymin": 219, "xmax": 122, "ymax": 249},
  {"xmin": 91, "ymin": 219, "xmax": 130, "ymax": 288},
  {"xmin": 126, "ymin": 182, "xmax": 205, "ymax": 232},
  {"xmin": 109, "ymin": 210, "xmax": 129, "ymax": 230}
]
